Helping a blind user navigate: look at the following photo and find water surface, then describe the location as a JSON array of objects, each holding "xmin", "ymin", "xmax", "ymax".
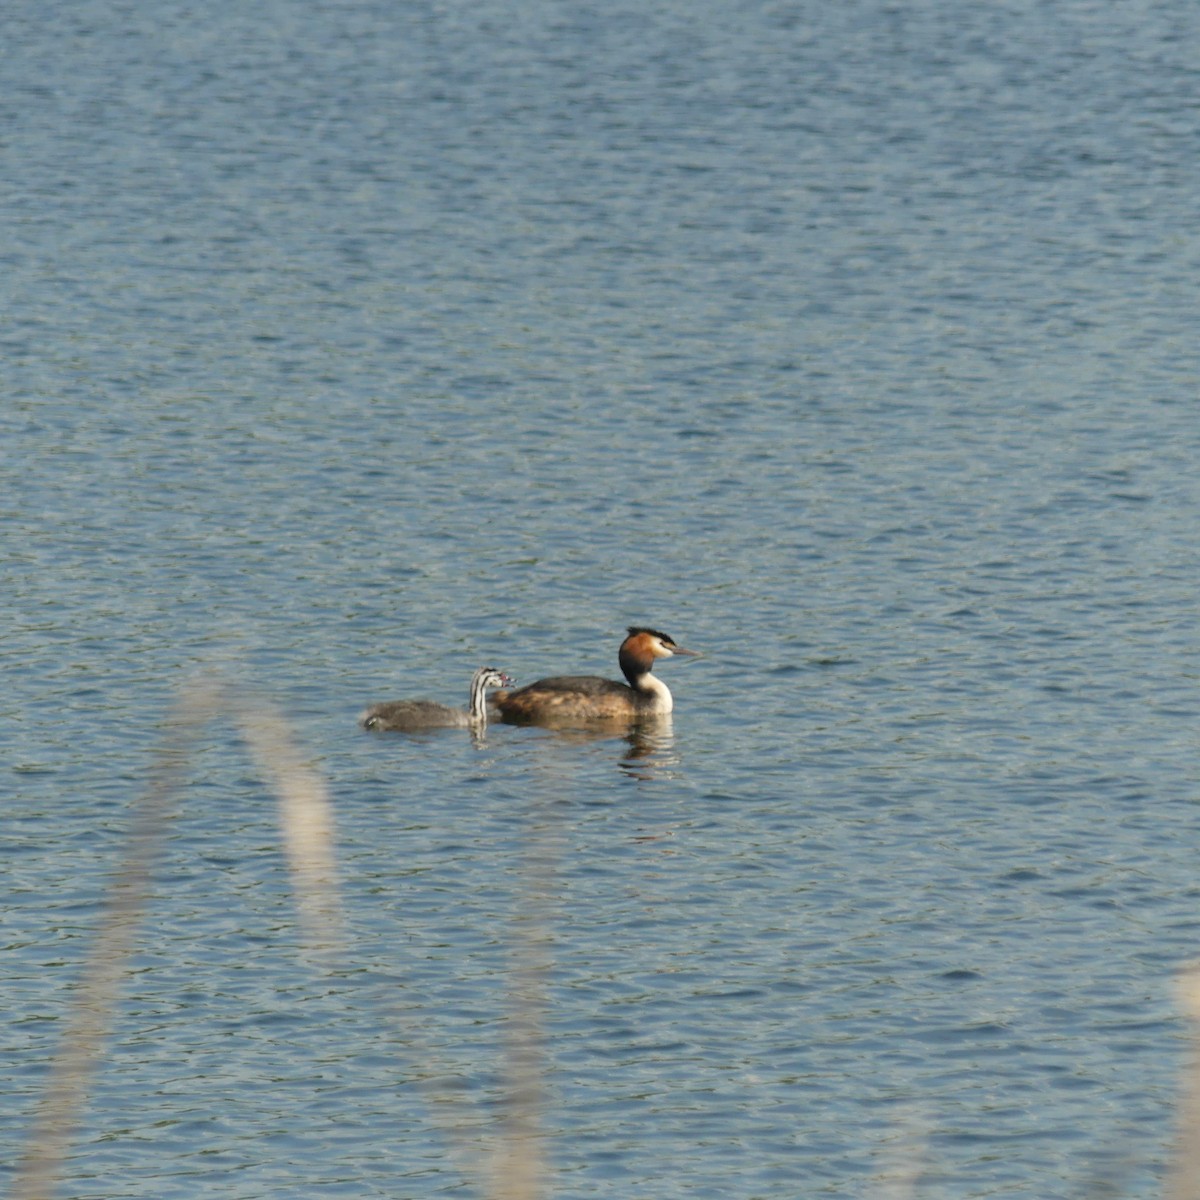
[{"xmin": 4, "ymin": 2, "xmax": 1200, "ymax": 1197}]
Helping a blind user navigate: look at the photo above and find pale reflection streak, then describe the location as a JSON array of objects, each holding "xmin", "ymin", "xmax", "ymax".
[
  {"xmin": 12, "ymin": 675, "xmax": 343, "ymax": 1200},
  {"xmin": 15, "ymin": 673, "xmax": 553, "ymax": 1200}
]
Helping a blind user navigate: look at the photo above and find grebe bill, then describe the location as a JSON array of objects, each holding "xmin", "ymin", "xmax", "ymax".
[
  {"xmin": 362, "ymin": 666, "xmax": 514, "ymax": 732},
  {"xmin": 493, "ymin": 627, "xmax": 697, "ymax": 725}
]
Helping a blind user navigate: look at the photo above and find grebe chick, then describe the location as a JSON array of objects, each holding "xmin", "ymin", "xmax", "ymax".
[
  {"xmin": 361, "ymin": 667, "xmax": 514, "ymax": 732},
  {"xmin": 494, "ymin": 627, "xmax": 697, "ymax": 726}
]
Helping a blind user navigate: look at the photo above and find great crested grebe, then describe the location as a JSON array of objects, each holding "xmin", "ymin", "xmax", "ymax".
[
  {"xmin": 493, "ymin": 627, "xmax": 697, "ymax": 725},
  {"xmin": 361, "ymin": 666, "xmax": 514, "ymax": 732}
]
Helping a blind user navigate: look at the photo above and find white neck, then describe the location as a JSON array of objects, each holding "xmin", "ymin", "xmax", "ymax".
[{"xmin": 631, "ymin": 672, "xmax": 673, "ymax": 714}]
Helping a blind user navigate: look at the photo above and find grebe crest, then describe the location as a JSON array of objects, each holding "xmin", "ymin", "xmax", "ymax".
[
  {"xmin": 362, "ymin": 666, "xmax": 513, "ymax": 732},
  {"xmin": 494, "ymin": 627, "xmax": 697, "ymax": 726}
]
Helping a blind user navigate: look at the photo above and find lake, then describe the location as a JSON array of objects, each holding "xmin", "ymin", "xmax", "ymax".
[{"xmin": 4, "ymin": 2, "xmax": 1200, "ymax": 1196}]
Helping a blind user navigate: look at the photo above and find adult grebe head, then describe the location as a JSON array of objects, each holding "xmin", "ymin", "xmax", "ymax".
[{"xmin": 618, "ymin": 627, "xmax": 698, "ymax": 684}]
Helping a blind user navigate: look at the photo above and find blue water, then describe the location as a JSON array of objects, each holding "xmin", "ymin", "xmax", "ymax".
[{"xmin": 5, "ymin": 2, "xmax": 1200, "ymax": 1196}]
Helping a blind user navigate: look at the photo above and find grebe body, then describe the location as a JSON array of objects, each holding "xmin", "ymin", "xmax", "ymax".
[
  {"xmin": 362, "ymin": 666, "xmax": 513, "ymax": 732},
  {"xmin": 494, "ymin": 628, "xmax": 696, "ymax": 726}
]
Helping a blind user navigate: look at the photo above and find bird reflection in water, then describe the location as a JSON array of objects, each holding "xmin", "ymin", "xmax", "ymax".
[
  {"xmin": 514, "ymin": 715, "xmax": 681, "ymax": 780},
  {"xmin": 618, "ymin": 715, "xmax": 681, "ymax": 781}
]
